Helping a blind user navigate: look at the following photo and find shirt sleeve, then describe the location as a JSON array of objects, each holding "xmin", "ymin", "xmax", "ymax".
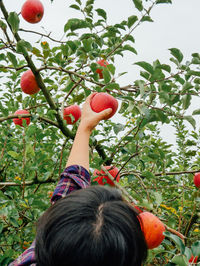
[
  {"xmin": 9, "ymin": 165, "xmax": 91, "ymax": 266},
  {"xmin": 51, "ymin": 164, "xmax": 91, "ymax": 204}
]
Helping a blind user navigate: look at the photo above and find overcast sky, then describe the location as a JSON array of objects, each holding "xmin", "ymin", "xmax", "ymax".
[{"xmin": 2, "ymin": 0, "xmax": 200, "ymax": 146}]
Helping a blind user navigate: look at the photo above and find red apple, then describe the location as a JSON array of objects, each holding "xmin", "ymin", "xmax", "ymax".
[
  {"xmin": 96, "ymin": 59, "xmax": 109, "ymax": 79},
  {"xmin": 93, "ymin": 166, "xmax": 120, "ymax": 186},
  {"xmin": 13, "ymin": 110, "xmax": 31, "ymax": 127},
  {"xmin": 20, "ymin": 70, "xmax": 40, "ymax": 95},
  {"xmin": 194, "ymin": 172, "xmax": 200, "ymax": 188},
  {"xmin": 90, "ymin": 92, "xmax": 118, "ymax": 119},
  {"xmin": 139, "ymin": 211, "xmax": 165, "ymax": 249},
  {"xmin": 63, "ymin": 105, "xmax": 81, "ymax": 125},
  {"xmin": 189, "ymin": 255, "xmax": 198, "ymax": 264},
  {"xmin": 21, "ymin": 0, "xmax": 44, "ymax": 24}
]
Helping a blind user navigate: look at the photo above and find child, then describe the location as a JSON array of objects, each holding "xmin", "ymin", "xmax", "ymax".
[{"xmin": 10, "ymin": 93, "xmax": 147, "ymax": 266}]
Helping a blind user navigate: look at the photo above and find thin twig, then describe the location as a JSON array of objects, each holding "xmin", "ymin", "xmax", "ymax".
[{"xmin": 19, "ymin": 28, "xmax": 66, "ymax": 43}]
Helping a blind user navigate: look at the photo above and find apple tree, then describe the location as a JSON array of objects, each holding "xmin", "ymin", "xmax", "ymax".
[{"xmin": 0, "ymin": 0, "xmax": 199, "ymax": 265}]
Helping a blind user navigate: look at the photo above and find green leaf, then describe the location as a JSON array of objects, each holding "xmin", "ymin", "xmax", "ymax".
[
  {"xmin": 86, "ymin": 0, "xmax": 94, "ymax": 6},
  {"xmin": 16, "ymin": 40, "xmax": 32, "ymax": 56},
  {"xmin": 123, "ymin": 44, "xmax": 137, "ymax": 54},
  {"xmin": 191, "ymin": 241, "xmax": 200, "ymax": 257},
  {"xmin": 126, "ymin": 35, "xmax": 135, "ymax": 43},
  {"xmin": 138, "ymin": 80, "xmax": 145, "ymax": 97},
  {"xmin": 142, "ymin": 171, "xmax": 155, "ymax": 179},
  {"xmin": 90, "ymin": 62, "xmax": 98, "ymax": 72},
  {"xmin": 184, "ymin": 116, "xmax": 196, "ymax": 129},
  {"xmin": 9, "ymin": 217, "xmax": 19, "ymax": 228},
  {"xmin": 135, "ymin": 61, "xmax": 154, "ymax": 74},
  {"xmin": 8, "ymin": 12, "xmax": 19, "ymax": 33},
  {"xmin": 182, "ymin": 94, "xmax": 191, "ymax": 110},
  {"xmin": 105, "ymin": 83, "xmax": 120, "ymax": 90},
  {"xmin": 7, "ymin": 151, "xmax": 19, "ymax": 160},
  {"xmin": 192, "ymin": 108, "xmax": 200, "ymax": 115},
  {"xmin": 160, "ymin": 64, "xmax": 171, "ymax": 73},
  {"xmin": 141, "ymin": 16, "xmax": 153, "ymax": 22},
  {"xmin": 169, "ymin": 48, "xmax": 183, "ymax": 63},
  {"xmin": 103, "ymin": 68, "xmax": 111, "ymax": 83},
  {"xmin": 132, "ymin": 0, "xmax": 143, "ymax": 11},
  {"xmin": 127, "ymin": 15, "xmax": 138, "ymax": 28},
  {"xmin": 156, "ymin": 0, "xmax": 172, "ymax": 3},
  {"xmin": 26, "ymin": 144, "xmax": 35, "ymax": 157},
  {"xmin": 95, "ymin": 8, "xmax": 107, "ymax": 20},
  {"xmin": 184, "ymin": 247, "xmax": 192, "ymax": 260},
  {"xmin": 0, "ymin": 223, "xmax": 4, "ymax": 234},
  {"xmin": 171, "ymin": 255, "xmax": 188, "ymax": 266},
  {"xmin": 82, "ymin": 38, "xmax": 93, "ymax": 52},
  {"xmin": 7, "ymin": 52, "xmax": 18, "ymax": 68},
  {"xmin": 113, "ymin": 123, "xmax": 124, "ymax": 135},
  {"xmin": 32, "ymin": 47, "xmax": 42, "ymax": 57},
  {"xmin": 69, "ymin": 4, "xmax": 80, "ymax": 10},
  {"xmin": 67, "ymin": 40, "xmax": 78, "ymax": 53},
  {"xmin": 155, "ymin": 109, "xmax": 169, "ymax": 123},
  {"xmin": 188, "ymin": 70, "xmax": 200, "ymax": 77},
  {"xmin": 106, "ymin": 64, "xmax": 116, "ymax": 75},
  {"xmin": 0, "ymin": 20, "xmax": 7, "ymax": 31},
  {"xmin": 163, "ymin": 232, "xmax": 185, "ymax": 254},
  {"xmin": 64, "ymin": 18, "xmax": 91, "ymax": 32},
  {"xmin": 154, "ymin": 192, "xmax": 163, "ymax": 205}
]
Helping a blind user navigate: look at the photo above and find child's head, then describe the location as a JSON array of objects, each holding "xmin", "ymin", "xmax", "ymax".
[{"xmin": 35, "ymin": 186, "xmax": 147, "ymax": 266}]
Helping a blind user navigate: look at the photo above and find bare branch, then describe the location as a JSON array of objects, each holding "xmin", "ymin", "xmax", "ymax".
[{"xmin": 19, "ymin": 28, "xmax": 66, "ymax": 44}]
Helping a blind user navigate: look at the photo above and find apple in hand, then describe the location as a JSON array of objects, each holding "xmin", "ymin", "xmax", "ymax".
[
  {"xmin": 21, "ymin": 0, "xmax": 44, "ymax": 24},
  {"xmin": 93, "ymin": 166, "xmax": 120, "ymax": 187},
  {"xmin": 96, "ymin": 59, "xmax": 109, "ymax": 79},
  {"xmin": 20, "ymin": 70, "xmax": 40, "ymax": 95},
  {"xmin": 90, "ymin": 92, "xmax": 118, "ymax": 119},
  {"xmin": 13, "ymin": 110, "xmax": 31, "ymax": 127},
  {"xmin": 63, "ymin": 105, "xmax": 81, "ymax": 125},
  {"xmin": 194, "ymin": 172, "xmax": 200, "ymax": 188},
  {"xmin": 138, "ymin": 211, "xmax": 165, "ymax": 249}
]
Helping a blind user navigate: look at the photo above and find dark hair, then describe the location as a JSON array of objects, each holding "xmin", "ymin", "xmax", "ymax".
[{"xmin": 35, "ymin": 186, "xmax": 147, "ymax": 266}]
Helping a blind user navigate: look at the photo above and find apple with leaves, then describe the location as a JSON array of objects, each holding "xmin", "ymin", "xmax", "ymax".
[
  {"xmin": 90, "ymin": 92, "xmax": 118, "ymax": 119},
  {"xmin": 139, "ymin": 211, "xmax": 165, "ymax": 249},
  {"xmin": 93, "ymin": 166, "xmax": 120, "ymax": 186},
  {"xmin": 63, "ymin": 105, "xmax": 81, "ymax": 125},
  {"xmin": 13, "ymin": 110, "xmax": 31, "ymax": 127},
  {"xmin": 96, "ymin": 59, "xmax": 109, "ymax": 79},
  {"xmin": 193, "ymin": 172, "xmax": 200, "ymax": 188},
  {"xmin": 21, "ymin": 0, "xmax": 44, "ymax": 24},
  {"xmin": 20, "ymin": 70, "xmax": 40, "ymax": 95}
]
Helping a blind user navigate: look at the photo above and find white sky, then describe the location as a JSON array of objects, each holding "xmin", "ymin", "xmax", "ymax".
[{"xmin": 2, "ymin": 0, "xmax": 200, "ymax": 146}]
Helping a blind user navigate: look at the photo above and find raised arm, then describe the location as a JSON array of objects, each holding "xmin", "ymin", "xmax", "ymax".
[{"xmin": 65, "ymin": 93, "xmax": 112, "ymax": 171}]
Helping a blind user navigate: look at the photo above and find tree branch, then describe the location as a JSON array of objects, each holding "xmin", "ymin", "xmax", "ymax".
[
  {"xmin": 38, "ymin": 66, "xmax": 104, "ymax": 87},
  {"xmin": 19, "ymin": 28, "xmax": 66, "ymax": 44}
]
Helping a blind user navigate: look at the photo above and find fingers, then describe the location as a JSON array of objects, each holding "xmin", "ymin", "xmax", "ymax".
[{"xmin": 97, "ymin": 108, "xmax": 112, "ymax": 120}]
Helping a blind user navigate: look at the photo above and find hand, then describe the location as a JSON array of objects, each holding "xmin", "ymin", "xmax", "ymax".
[{"xmin": 79, "ymin": 93, "xmax": 112, "ymax": 132}]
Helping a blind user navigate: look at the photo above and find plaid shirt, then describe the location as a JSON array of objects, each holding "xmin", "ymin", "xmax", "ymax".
[{"xmin": 9, "ymin": 165, "xmax": 91, "ymax": 266}]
